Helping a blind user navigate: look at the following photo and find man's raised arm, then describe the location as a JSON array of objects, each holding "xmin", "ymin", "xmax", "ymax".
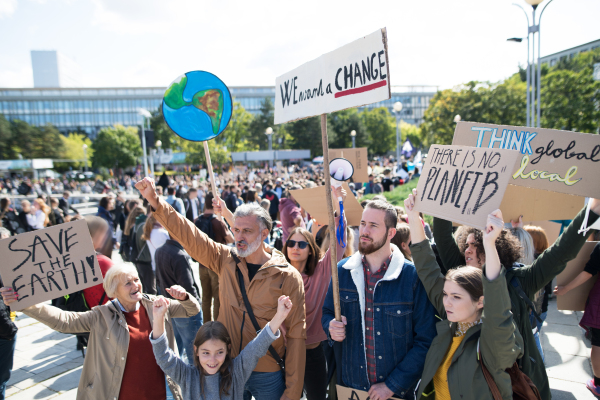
[{"xmin": 136, "ymin": 177, "xmax": 228, "ymax": 274}]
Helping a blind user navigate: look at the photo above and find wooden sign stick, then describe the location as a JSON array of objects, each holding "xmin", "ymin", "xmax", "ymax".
[
  {"xmin": 321, "ymin": 114, "xmax": 342, "ymax": 322},
  {"xmin": 203, "ymin": 141, "xmax": 222, "ymax": 221}
]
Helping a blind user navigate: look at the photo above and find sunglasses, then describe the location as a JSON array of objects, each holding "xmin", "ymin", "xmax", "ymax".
[{"xmin": 287, "ymin": 240, "xmax": 309, "ymax": 249}]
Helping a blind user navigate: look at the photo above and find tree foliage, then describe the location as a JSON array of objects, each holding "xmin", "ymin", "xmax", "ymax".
[
  {"xmin": 91, "ymin": 125, "xmax": 142, "ymax": 169},
  {"xmin": 360, "ymin": 107, "xmax": 395, "ymax": 155},
  {"xmin": 54, "ymin": 133, "xmax": 93, "ymax": 172},
  {"xmin": 0, "ymin": 117, "xmax": 65, "ymax": 160}
]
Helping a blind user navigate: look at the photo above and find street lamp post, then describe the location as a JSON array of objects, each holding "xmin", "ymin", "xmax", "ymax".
[
  {"xmin": 265, "ymin": 127, "xmax": 274, "ymax": 168},
  {"xmin": 82, "ymin": 144, "xmax": 88, "ymax": 172},
  {"xmin": 454, "ymin": 114, "xmax": 461, "ymax": 124},
  {"xmin": 138, "ymin": 108, "xmax": 152, "ymax": 177},
  {"xmin": 511, "ymin": 0, "xmax": 554, "ymax": 127},
  {"xmin": 155, "ymin": 140, "xmax": 162, "ymax": 173},
  {"xmin": 350, "ymin": 130, "xmax": 356, "ymax": 148},
  {"xmin": 393, "ymin": 102, "xmax": 403, "ymax": 162}
]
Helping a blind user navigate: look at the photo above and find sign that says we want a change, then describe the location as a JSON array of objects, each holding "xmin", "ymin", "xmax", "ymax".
[
  {"xmin": 0, "ymin": 219, "xmax": 102, "ymax": 311},
  {"xmin": 275, "ymin": 28, "xmax": 391, "ymax": 124},
  {"xmin": 415, "ymin": 145, "xmax": 520, "ymax": 230}
]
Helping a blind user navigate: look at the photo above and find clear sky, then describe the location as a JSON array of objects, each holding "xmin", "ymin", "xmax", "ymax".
[{"xmin": 0, "ymin": 0, "xmax": 598, "ymax": 90}]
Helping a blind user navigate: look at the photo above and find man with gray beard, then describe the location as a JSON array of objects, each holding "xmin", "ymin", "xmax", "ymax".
[{"xmin": 135, "ymin": 177, "xmax": 306, "ymax": 400}]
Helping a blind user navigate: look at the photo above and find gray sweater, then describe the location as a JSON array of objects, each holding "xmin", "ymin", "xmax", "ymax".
[{"xmin": 150, "ymin": 323, "xmax": 280, "ymax": 400}]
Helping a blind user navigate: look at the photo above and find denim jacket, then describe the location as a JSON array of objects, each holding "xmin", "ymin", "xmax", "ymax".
[{"xmin": 322, "ymin": 245, "xmax": 437, "ymax": 399}]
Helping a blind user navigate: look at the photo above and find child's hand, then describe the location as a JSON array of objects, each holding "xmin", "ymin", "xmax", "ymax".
[
  {"xmin": 153, "ymin": 296, "xmax": 169, "ymax": 320},
  {"xmin": 275, "ymin": 295, "xmax": 293, "ymax": 320}
]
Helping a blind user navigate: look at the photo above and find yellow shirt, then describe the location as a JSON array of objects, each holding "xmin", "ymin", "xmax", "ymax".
[{"xmin": 433, "ymin": 335, "xmax": 466, "ymax": 400}]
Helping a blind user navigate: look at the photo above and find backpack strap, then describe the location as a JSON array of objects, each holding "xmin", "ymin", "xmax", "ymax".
[
  {"xmin": 235, "ymin": 262, "xmax": 285, "ymax": 371},
  {"xmin": 510, "ymin": 276, "xmax": 543, "ymax": 324},
  {"xmin": 477, "ymin": 337, "xmax": 503, "ymax": 400}
]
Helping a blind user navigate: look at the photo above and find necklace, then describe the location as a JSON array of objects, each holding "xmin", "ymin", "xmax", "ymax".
[{"xmin": 455, "ymin": 318, "xmax": 482, "ymax": 337}]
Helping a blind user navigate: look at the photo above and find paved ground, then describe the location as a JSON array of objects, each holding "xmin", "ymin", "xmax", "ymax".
[{"xmin": 5, "ymin": 277, "xmax": 598, "ymax": 399}]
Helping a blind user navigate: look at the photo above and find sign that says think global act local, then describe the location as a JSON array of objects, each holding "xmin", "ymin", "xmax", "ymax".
[
  {"xmin": 453, "ymin": 121, "xmax": 600, "ymax": 199},
  {"xmin": 274, "ymin": 28, "xmax": 391, "ymax": 124}
]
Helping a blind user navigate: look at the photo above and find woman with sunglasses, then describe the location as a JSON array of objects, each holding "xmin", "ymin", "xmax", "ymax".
[{"xmin": 282, "ymin": 186, "xmax": 348, "ymax": 400}]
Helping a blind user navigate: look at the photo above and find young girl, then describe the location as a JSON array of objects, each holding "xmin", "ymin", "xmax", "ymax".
[
  {"xmin": 404, "ymin": 189, "xmax": 523, "ymax": 400},
  {"xmin": 150, "ymin": 295, "xmax": 293, "ymax": 400}
]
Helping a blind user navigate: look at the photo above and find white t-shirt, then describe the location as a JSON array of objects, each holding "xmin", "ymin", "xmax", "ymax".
[
  {"xmin": 27, "ymin": 210, "xmax": 46, "ymax": 229},
  {"xmin": 147, "ymin": 228, "xmax": 169, "ymax": 271}
]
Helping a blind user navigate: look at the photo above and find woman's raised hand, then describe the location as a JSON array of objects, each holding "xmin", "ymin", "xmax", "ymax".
[
  {"xmin": 483, "ymin": 209, "xmax": 504, "ymax": 245},
  {"xmin": 0, "ymin": 287, "xmax": 17, "ymax": 306},
  {"xmin": 152, "ymin": 296, "xmax": 169, "ymax": 320}
]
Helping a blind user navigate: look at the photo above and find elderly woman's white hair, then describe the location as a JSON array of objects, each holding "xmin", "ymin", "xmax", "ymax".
[{"xmin": 103, "ymin": 263, "xmax": 140, "ymax": 298}]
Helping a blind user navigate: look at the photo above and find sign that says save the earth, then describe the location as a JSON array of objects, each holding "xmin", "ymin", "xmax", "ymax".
[
  {"xmin": 452, "ymin": 121, "xmax": 600, "ymax": 198},
  {"xmin": 274, "ymin": 28, "xmax": 391, "ymax": 124}
]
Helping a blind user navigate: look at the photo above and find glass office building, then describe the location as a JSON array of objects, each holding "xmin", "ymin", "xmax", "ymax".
[{"xmin": 0, "ymin": 85, "xmax": 437, "ymax": 138}]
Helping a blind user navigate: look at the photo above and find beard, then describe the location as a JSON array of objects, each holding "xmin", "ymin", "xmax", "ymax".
[
  {"xmin": 358, "ymin": 231, "xmax": 388, "ymax": 255},
  {"xmin": 236, "ymin": 234, "xmax": 264, "ymax": 258}
]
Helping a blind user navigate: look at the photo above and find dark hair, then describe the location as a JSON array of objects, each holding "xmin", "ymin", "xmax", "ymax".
[
  {"xmin": 282, "ymin": 227, "xmax": 322, "ymax": 276},
  {"xmin": 99, "ymin": 196, "xmax": 110, "ymax": 209},
  {"xmin": 167, "ymin": 187, "xmax": 176, "ymax": 195},
  {"xmin": 205, "ymin": 192, "xmax": 214, "ymax": 210},
  {"xmin": 193, "ymin": 321, "xmax": 232, "ymax": 397},
  {"xmin": 246, "ymin": 189, "xmax": 257, "ymax": 203},
  {"xmin": 445, "ymin": 266, "xmax": 483, "ymax": 305},
  {"xmin": 391, "ymin": 223, "xmax": 411, "ymax": 261},
  {"xmin": 0, "ymin": 198, "xmax": 9, "ymax": 211},
  {"xmin": 457, "ymin": 226, "xmax": 522, "ymax": 269},
  {"xmin": 188, "ymin": 188, "xmax": 198, "ymax": 193},
  {"xmin": 364, "ymin": 200, "xmax": 398, "ymax": 230}
]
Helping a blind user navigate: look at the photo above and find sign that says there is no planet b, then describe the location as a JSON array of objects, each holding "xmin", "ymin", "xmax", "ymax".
[{"xmin": 274, "ymin": 28, "xmax": 391, "ymax": 124}]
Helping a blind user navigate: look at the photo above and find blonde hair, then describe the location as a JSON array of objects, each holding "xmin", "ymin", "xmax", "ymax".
[
  {"xmin": 142, "ymin": 213, "xmax": 159, "ymax": 241},
  {"xmin": 103, "ymin": 263, "xmax": 139, "ymax": 298},
  {"xmin": 33, "ymin": 198, "xmax": 51, "ymax": 227}
]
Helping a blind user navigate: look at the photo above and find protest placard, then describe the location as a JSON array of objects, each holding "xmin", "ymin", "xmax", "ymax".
[
  {"xmin": 452, "ymin": 121, "xmax": 600, "ymax": 198},
  {"xmin": 415, "ymin": 145, "xmax": 520, "ymax": 230},
  {"xmin": 274, "ymin": 28, "xmax": 390, "ymax": 124},
  {"xmin": 557, "ymin": 241, "xmax": 598, "ymax": 311},
  {"xmin": 499, "ymin": 185, "xmax": 585, "ymax": 223},
  {"xmin": 0, "ymin": 219, "xmax": 101, "ymax": 311},
  {"xmin": 291, "ymin": 182, "xmax": 363, "ymax": 226},
  {"xmin": 337, "ymin": 385, "xmax": 370, "ymax": 400},
  {"xmin": 329, "ymin": 147, "xmax": 369, "ymax": 182}
]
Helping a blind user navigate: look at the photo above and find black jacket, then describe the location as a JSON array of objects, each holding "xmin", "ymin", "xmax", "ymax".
[
  {"xmin": 0, "ymin": 277, "xmax": 17, "ymax": 341},
  {"xmin": 183, "ymin": 198, "xmax": 201, "ymax": 222},
  {"xmin": 58, "ymin": 197, "xmax": 78, "ymax": 217},
  {"xmin": 154, "ymin": 239, "xmax": 201, "ymax": 303}
]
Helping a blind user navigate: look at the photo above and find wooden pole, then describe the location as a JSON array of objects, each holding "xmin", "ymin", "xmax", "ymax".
[
  {"xmin": 203, "ymin": 141, "xmax": 222, "ymax": 221},
  {"xmin": 321, "ymin": 114, "xmax": 342, "ymax": 322}
]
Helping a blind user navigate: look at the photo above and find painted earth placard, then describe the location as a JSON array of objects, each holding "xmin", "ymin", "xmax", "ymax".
[
  {"xmin": 162, "ymin": 71, "xmax": 233, "ymax": 142},
  {"xmin": 452, "ymin": 121, "xmax": 600, "ymax": 198},
  {"xmin": 415, "ymin": 145, "xmax": 521, "ymax": 230},
  {"xmin": 0, "ymin": 219, "xmax": 102, "ymax": 311},
  {"xmin": 274, "ymin": 28, "xmax": 391, "ymax": 124}
]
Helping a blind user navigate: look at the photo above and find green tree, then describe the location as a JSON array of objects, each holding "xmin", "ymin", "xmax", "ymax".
[
  {"xmin": 214, "ymin": 101, "xmax": 255, "ymax": 152},
  {"xmin": 54, "ymin": 133, "xmax": 93, "ymax": 172},
  {"xmin": 0, "ymin": 114, "xmax": 17, "ymax": 160},
  {"xmin": 91, "ymin": 125, "xmax": 142, "ymax": 169},
  {"xmin": 400, "ymin": 121, "xmax": 422, "ymax": 149},
  {"xmin": 248, "ymin": 98, "xmax": 277, "ymax": 150},
  {"xmin": 150, "ymin": 106, "xmax": 178, "ymax": 151},
  {"xmin": 287, "ymin": 116, "xmax": 323, "ymax": 157},
  {"xmin": 327, "ymin": 108, "xmax": 368, "ymax": 150},
  {"xmin": 542, "ymin": 69, "xmax": 600, "ymax": 132},
  {"xmin": 178, "ymin": 137, "xmax": 231, "ymax": 166},
  {"xmin": 360, "ymin": 107, "xmax": 395, "ymax": 155}
]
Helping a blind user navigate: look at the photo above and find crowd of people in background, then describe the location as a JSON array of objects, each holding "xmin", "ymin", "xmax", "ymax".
[{"xmin": 1, "ymin": 153, "xmax": 600, "ymax": 400}]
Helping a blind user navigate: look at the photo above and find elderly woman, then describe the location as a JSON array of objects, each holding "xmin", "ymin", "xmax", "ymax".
[{"xmin": 0, "ymin": 263, "xmax": 201, "ymax": 400}]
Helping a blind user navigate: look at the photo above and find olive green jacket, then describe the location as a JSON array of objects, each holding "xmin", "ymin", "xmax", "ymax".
[
  {"xmin": 432, "ymin": 206, "xmax": 599, "ymax": 400},
  {"xmin": 413, "ymin": 240, "xmax": 523, "ymax": 400}
]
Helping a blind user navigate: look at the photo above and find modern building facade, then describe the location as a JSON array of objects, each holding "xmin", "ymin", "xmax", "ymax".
[
  {"xmin": 31, "ymin": 50, "xmax": 81, "ymax": 88},
  {"xmin": 540, "ymin": 39, "xmax": 600, "ymax": 67},
  {"xmin": 0, "ymin": 85, "xmax": 437, "ymax": 138}
]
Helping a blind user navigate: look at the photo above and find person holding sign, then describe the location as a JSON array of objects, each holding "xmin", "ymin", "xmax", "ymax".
[
  {"xmin": 322, "ymin": 200, "xmax": 437, "ymax": 400},
  {"xmin": 0, "ymin": 264, "xmax": 201, "ymax": 400},
  {"xmin": 432, "ymin": 200, "xmax": 600, "ymax": 400},
  {"xmin": 135, "ymin": 177, "xmax": 306, "ymax": 400},
  {"xmin": 405, "ymin": 190, "xmax": 523, "ymax": 399},
  {"xmin": 281, "ymin": 185, "xmax": 347, "ymax": 400}
]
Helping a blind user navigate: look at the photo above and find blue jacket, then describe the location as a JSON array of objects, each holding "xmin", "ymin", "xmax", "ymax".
[{"xmin": 322, "ymin": 245, "xmax": 437, "ymax": 399}]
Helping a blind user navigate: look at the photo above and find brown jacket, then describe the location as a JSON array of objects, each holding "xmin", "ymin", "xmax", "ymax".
[
  {"xmin": 22, "ymin": 294, "xmax": 200, "ymax": 400},
  {"xmin": 153, "ymin": 198, "xmax": 307, "ymax": 399}
]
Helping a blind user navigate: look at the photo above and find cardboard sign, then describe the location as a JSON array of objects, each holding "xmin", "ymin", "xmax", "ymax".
[
  {"xmin": 0, "ymin": 220, "xmax": 102, "ymax": 311},
  {"xmin": 499, "ymin": 185, "xmax": 584, "ymax": 223},
  {"xmin": 274, "ymin": 28, "xmax": 391, "ymax": 124},
  {"xmin": 452, "ymin": 121, "xmax": 600, "ymax": 198},
  {"xmin": 329, "ymin": 147, "xmax": 369, "ymax": 182},
  {"xmin": 291, "ymin": 182, "xmax": 363, "ymax": 226},
  {"xmin": 337, "ymin": 385, "xmax": 370, "ymax": 400},
  {"xmin": 523, "ymin": 220, "xmax": 563, "ymax": 247},
  {"xmin": 415, "ymin": 145, "xmax": 520, "ymax": 230},
  {"xmin": 557, "ymin": 241, "xmax": 599, "ymax": 311}
]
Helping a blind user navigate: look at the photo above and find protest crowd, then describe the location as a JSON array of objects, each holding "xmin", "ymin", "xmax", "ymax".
[{"xmin": 0, "ymin": 155, "xmax": 599, "ymax": 400}]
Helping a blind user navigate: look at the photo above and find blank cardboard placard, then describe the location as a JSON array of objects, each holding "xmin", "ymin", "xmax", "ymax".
[
  {"xmin": 274, "ymin": 28, "xmax": 391, "ymax": 125},
  {"xmin": 557, "ymin": 241, "xmax": 598, "ymax": 311},
  {"xmin": 337, "ymin": 385, "xmax": 369, "ymax": 400},
  {"xmin": 291, "ymin": 182, "xmax": 363, "ymax": 226},
  {"xmin": 452, "ymin": 121, "xmax": 600, "ymax": 198},
  {"xmin": 329, "ymin": 148, "xmax": 368, "ymax": 182},
  {"xmin": 415, "ymin": 145, "xmax": 520, "ymax": 230},
  {"xmin": 499, "ymin": 185, "xmax": 584, "ymax": 223},
  {"xmin": 0, "ymin": 219, "xmax": 102, "ymax": 311}
]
